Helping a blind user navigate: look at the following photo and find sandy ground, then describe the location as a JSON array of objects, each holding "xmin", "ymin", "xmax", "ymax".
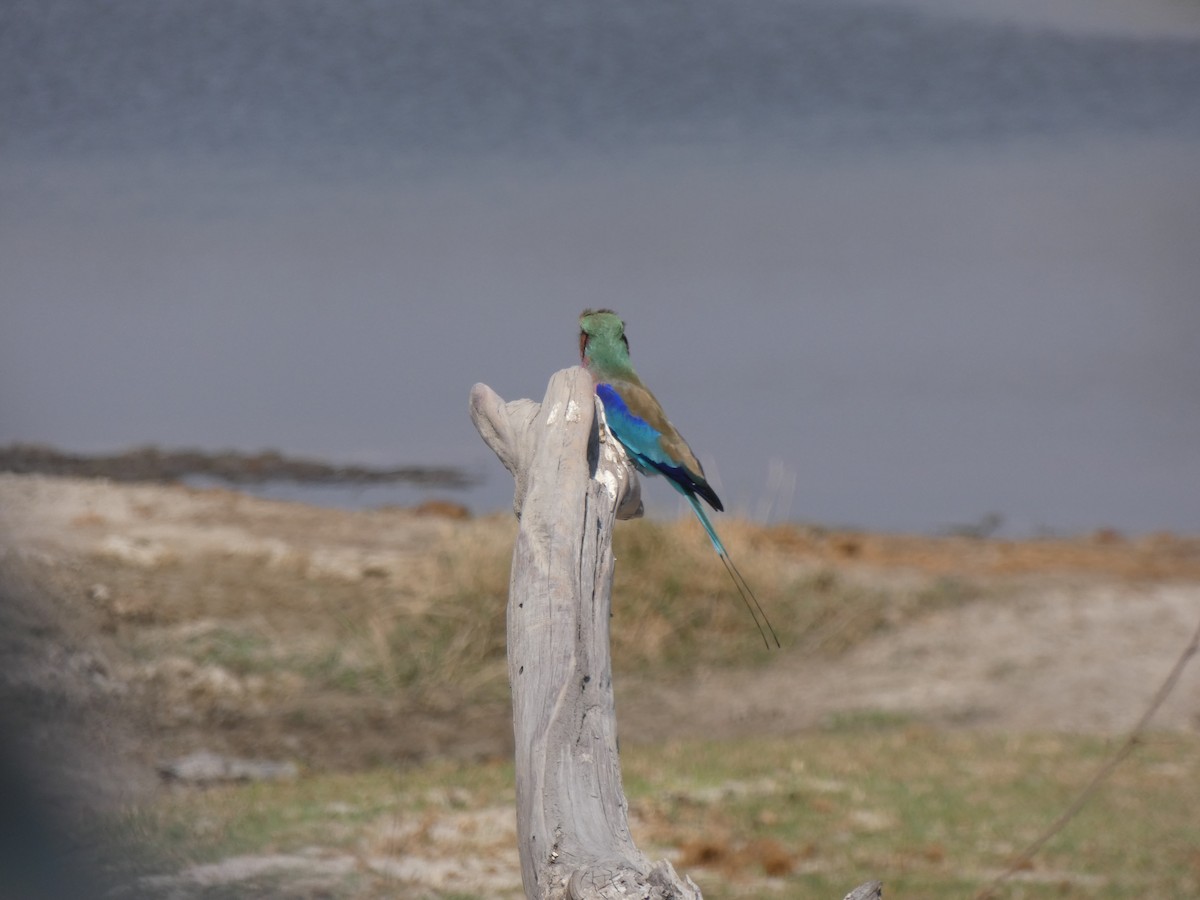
[
  {"xmin": 0, "ymin": 473, "xmax": 1198, "ymax": 897},
  {"xmin": 624, "ymin": 578, "xmax": 1200, "ymax": 742}
]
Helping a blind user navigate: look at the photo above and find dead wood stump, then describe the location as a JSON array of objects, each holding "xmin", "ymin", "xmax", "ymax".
[{"xmin": 470, "ymin": 366, "xmax": 880, "ymax": 900}]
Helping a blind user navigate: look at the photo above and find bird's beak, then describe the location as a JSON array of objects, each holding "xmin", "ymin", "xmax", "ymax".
[{"xmin": 579, "ymin": 330, "xmax": 588, "ymax": 363}]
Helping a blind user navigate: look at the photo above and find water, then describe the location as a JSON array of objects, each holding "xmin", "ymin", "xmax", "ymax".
[
  {"xmin": 3, "ymin": 0, "xmax": 1199, "ymax": 165},
  {"xmin": 3, "ymin": 0, "xmax": 1199, "ymax": 534}
]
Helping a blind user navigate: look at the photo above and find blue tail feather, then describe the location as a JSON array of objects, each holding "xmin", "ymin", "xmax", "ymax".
[{"xmin": 682, "ymin": 491, "xmax": 727, "ymax": 557}]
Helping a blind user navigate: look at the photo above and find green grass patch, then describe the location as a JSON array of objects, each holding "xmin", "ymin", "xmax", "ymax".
[
  {"xmin": 113, "ymin": 729, "xmax": 1200, "ymax": 899},
  {"xmin": 183, "ymin": 627, "xmax": 274, "ymax": 675},
  {"xmin": 819, "ymin": 708, "xmax": 919, "ymax": 733}
]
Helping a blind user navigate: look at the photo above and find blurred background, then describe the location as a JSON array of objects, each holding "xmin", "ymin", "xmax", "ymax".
[{"xmin": 3, "ymin": 0, "xmax": 1199, "ymax": 536}]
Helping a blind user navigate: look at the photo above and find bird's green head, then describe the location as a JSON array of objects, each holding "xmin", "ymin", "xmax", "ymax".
[{"xmin": 579, "ymin": 308, "xmax": 632, "ymax": 370}]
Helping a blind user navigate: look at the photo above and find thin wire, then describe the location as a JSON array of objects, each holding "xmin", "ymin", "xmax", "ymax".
[{"xmin": 973, "ymin": 606, "xmax": 1200, "ymax": 900}]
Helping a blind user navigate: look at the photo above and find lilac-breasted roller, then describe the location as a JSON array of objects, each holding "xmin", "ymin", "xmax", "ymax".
[{"xmin": 579, "ymin": 309, "xmax": 780, "ymax": 648}]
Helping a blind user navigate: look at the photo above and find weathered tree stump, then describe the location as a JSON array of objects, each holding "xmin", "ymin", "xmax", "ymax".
[{"xmin": 470, "ymin": 366, "xmax": 880, "ymax": 900}]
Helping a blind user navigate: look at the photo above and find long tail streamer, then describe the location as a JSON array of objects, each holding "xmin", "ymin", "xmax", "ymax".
[
  {"xmin": 684, "ymin": 493, "xmax": 781, "ymax": 649},
  {"xmin": 719, "ymin": 548, "xmax": 781, "ymax": 649}
]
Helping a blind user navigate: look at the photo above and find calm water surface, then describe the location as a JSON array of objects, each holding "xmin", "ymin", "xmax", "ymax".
[{"xmin": 3, "ymin": 0, "xmax": 1199, "ymax": 534}]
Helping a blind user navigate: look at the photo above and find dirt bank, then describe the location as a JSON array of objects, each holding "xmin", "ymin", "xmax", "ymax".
[{"xmin": 1, "ymin": 474, "xmax": 1197, "ymax": 819}]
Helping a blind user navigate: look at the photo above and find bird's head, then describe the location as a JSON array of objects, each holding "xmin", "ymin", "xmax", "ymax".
[{"xmin": 579, "ymin": 309, "xmax": 630, "ymax": 368}]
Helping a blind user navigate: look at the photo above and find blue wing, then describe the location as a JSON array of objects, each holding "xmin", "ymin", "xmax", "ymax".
[
  {"xmin": 596, "ymin": 381, "xmax": 780, "ymax": 649},
  {"xmin": 596, "ymin": 382, "xmax": 723, "ymax": 512}
]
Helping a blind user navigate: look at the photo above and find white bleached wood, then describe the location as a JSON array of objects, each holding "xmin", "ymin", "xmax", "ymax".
[{"xmin": 469, "ymin": 366, "xmax": 880, "ymax": 900}]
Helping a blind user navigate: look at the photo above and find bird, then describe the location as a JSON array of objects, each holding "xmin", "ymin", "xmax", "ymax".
[{"xmin": 579, "ymin": 308, "xmax": 780, "ymax": 648}]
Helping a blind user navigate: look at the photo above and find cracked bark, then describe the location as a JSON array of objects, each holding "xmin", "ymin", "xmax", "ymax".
[{"xmin": 470, "ymin": 367, "xmax": 880, "ymax": 900}]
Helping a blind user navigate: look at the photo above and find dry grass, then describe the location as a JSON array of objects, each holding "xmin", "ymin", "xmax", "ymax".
[{"xmin": 608, "ymin": 517, "xmax": 983, "ymax": 670}]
